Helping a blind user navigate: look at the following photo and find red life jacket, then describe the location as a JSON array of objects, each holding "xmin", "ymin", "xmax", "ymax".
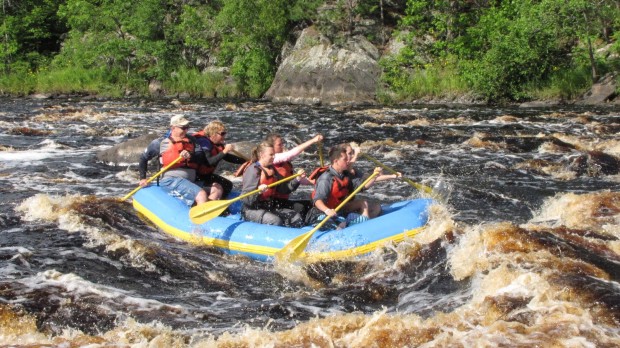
[
  {"xmin": 193, "ymin": 131, "xmax": 224, "ymax": 175},
  {"xmin": 234, "ymin": 161, "xmax": 252, "ymax": 177},
  {"xmin": 311, "ymin": 168, "xmax": 351, "ymax": 209},
  {"xmin": 308, "ymin": 166, "xmax": 329, "ymax": 181},
  {"xmin": 160, "ymin": 136, "xmax": 198, "ymax": 169},
  {"xmin": 272, "ymin": 161, "xmax": 293, "ymax": 199},
  {"xmin": 257, "ymin": 165, "xmax": 278, "ymax": 201}
]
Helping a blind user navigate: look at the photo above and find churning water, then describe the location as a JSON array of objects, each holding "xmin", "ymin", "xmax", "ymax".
[{"xmin": 1, "ymin": 98, "xmax": 619, "ymax": 346}]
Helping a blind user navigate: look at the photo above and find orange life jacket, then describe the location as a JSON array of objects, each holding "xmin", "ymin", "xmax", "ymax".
[
  {"xmin": 308, "ymin": 166, "xmax": 329, "ymax": 181},
  {"xmin": 160, "ymin": 136, "xmax": 198, "ymax": 169},
  {"xmin": 257, "ymin": 165, "xmax": 278, "ymax": 201},
  {"xmin": 272, "ymin": 161, "xmax": 294, "ymax": 199},
  {"xmin": 193, "ymin": 131, "xmax": 224, "ymax": 175},
  {"xmin": 234, "ymin": 160, "xmax": 252, "ymax": 177},
  {"xmin": 310, "ymin": 168, "xmax": 351, "ymax": 209}
]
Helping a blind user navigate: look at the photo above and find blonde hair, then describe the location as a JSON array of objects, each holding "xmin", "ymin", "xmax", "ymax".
[
  {"xmin": 204, "ymin": 121, "xmax": 226, "ymax": 137},
  {"xmin": 250, "ymin": 141, "xmax": 273, "ymax": 162}
]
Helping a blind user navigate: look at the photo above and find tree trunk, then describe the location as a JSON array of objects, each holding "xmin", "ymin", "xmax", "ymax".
[
  {"xmin": 587, "ymin": 36, "xmax": 598, "ymax": 82},
  {"xmin": 583, "ymin": 11, "xmax": 598, "ymax": 82},
  {"xmin": 380, "ymin": 0, "xmax": 385, "ymax": 46}
]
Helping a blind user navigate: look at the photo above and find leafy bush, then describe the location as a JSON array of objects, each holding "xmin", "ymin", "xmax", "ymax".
[{"xmin": 164, "ymin": 67, "xmax": 229, "ymax": 98}]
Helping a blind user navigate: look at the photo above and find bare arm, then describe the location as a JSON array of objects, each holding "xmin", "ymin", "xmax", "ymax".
[
  {"xmin": 363, "ymin": 167, "xmax": 383, "ymax": 189},
  {"xmin": 273, "ymin": 134, "xmax": 323, "ymax": 164}
]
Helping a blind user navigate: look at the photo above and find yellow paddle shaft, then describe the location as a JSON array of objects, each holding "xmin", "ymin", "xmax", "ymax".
[
  {"xmin": 360, "ymin": 153, "xmax": 432, "ymax": 194},
  {"xmin": 120, "ymin": 156, "xmax": 184, "ymax": 202}
]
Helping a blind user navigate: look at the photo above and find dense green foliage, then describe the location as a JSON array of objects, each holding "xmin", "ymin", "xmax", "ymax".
[
  {"xmin": 384, "ymin": 0, "xmax": 620, "ymax": 101},
  {"xmin": 0, "ymin": 0, "xmax": 66, "ymax": 74},
  {"xmin": 0, "ymin": 0, "xmax": 618, "ymax": 101}
]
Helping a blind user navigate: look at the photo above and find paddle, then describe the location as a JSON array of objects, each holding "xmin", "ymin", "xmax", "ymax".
[
  {"xmin": 274, "ymin": 171, "xmax": 380, "ymax": 263},
  {"xmin": 120, "ymin": 156, "xmax": 183, "ymax": 202},
  {"xmin": 231, "ymin": 149, "xmax": 249, "ymax": 161},
  {"xmin": 189, "ymin": 172, "xmax": 302, "ymax": 224},
  {"xmin": 359, "ymin": 153, "xmax": 434, "ymax": 195}
]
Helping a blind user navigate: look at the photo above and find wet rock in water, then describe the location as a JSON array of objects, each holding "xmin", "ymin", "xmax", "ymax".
[
  {"xmin": 96, "ymin": 133, "xmax": 160, "ymax": 165},
  {"xmin": 566, "ymin": 151, "xmax": 620, "ymax": 177},
  {"xmin": 514, "ymin": 159, "xmax": 564, "ymax": 176},
  {"xmin": 96, "ymin": 133, "xmax": 257, "ymax": 166},
  {"xmin": 8, "ymin": 127, "xmax": 52, "ymax": 136}
]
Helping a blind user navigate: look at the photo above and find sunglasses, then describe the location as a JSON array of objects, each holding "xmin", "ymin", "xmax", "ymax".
[
  {"xmin": 218, "ymin": 132, "xmax": 227, "ymax": 136},
  {"xmin": 179, "ymin": 125, "xmax": 189, "ymax": 130}
]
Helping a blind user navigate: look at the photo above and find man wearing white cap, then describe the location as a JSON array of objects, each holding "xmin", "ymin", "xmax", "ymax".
[{"xmin": 138, "ymin": 114, "xmax": 207, "ymax": 206}]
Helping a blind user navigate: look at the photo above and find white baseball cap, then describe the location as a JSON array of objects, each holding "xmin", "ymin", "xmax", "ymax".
[{"xmin": 170, "ymin": 114, "xmax": 190, "ymax": 127}]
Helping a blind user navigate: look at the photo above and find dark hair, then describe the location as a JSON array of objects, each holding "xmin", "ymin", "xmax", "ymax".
[
  {"xmin": 250, "ymin": 141, "xmax": 273, "ymax": 162},
  {"xmin": 264, "ymin": 133, "xmax": 282, "ymax": 146},
  {"xmin": 328, "ymin": 144, "xmax": 347, "ymax": 163}
]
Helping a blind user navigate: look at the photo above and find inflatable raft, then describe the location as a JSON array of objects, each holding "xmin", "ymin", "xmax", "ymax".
[{"xmin": 132, "ymin": 186, "xmax": 434, "ymax": 262}]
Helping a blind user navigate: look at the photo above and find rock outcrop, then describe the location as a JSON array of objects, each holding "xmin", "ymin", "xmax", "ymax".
[
  {"xmin": 264, "ymin": 26, "xmax": 380, "ymax": 106},
  {"xmin": 579, "ymin": 73, "xmax": 618, "ymax": 105}
]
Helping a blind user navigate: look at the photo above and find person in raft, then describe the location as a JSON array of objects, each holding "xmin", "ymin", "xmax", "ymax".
[
  {"xmin": 138, "ymin": 114, "xmax": 207, "ymax": 206},
  {"xmin": 305, "ymin": 144, "xmax": 383, "ymax": 229},
  {"xmin": 240, "ymin": 141, "xmax": 306, "ymax": 227},
  {"xmin": 193, "ymin": 120, "xmax": 246, "ymax": 200},
  {"xmin": 339, "ymin": 142, "xmax": 402, "ymax": 225},
  {"xmin": 263, "ymin": 133, "xmax": 323, "ymax": 216}
]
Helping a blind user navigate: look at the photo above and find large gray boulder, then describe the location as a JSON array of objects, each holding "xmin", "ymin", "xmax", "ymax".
[
  {"xmin": 265, "ymin": 26, "xmax": 380, "ymax": 106},
  {"xmin": 97, "ymin": 133, "xmax": 160, "ymax": 165},
  {"xmin": 96, "ymin": 134, "xmax": 257, "ymax": 166}
]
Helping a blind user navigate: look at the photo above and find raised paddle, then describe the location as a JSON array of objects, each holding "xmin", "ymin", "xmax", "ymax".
[
  {"xmin": 189, "ymin": 172, "xmax": 302, "ymax": 224},
  {"xmin": 318, "ymin": 140, "xmax": 324, "ymax": 167},
  {"xmin": 274, "ymin": 171, "xmax": 380, "ymax": 263},
  {"xmin": 230, "ymin": 149, "xmax": 249, "ymax": 161},
  {"xmin": 359, "ymin": 153, "xmax": 434, "ymax": 195},
  {"xmin": 120, "ymin": 156, "xmax": 183, "ymax": 202}
]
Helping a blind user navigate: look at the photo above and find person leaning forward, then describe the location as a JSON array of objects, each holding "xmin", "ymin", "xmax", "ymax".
[
  {"xmin": 193, "ymin": 120, "xmax": 245, "ymax": 200},
  {"xmin": 305, "ymin": 144, "xmax": 382, "ymax": 228},
  {"xmin": 240, "ymin": 141, "xmax": 306, "ymax": 227},
  {"xmin": 138, "ymin": 114, "xmax": 207, "ymax": 206}
]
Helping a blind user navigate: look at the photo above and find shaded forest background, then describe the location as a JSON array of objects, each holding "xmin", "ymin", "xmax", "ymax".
[{"xmin": 1, "ymin": 0, "xmax": 619, "ymax": 103}]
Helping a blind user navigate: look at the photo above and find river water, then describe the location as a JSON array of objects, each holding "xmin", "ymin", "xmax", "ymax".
[{"xmin": 1, "ymin": 98, "xmax": 619, "ymax": 346}]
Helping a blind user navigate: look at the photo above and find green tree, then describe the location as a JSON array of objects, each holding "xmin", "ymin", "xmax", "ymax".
[
  {"xmin": 216, "ymin": 0, "xmax": 320, "ymax": 97},
  {"xmin": 0, "ymin": 0, "xmax": 66, "ymax": 73},
  {"xmin": 457, "ymin": 0, "xmax": 619, "ymax": 100},
  {"xmin": 56, "ymin": 0, "xmax": 186, "ymax": 81},
  {"xmin": 172, "ymin": 3, "xmax": 221, "ymax": 70},
  {"xmin": 554, "ymin": 0, "xmax": 620, "ymax": 82}
]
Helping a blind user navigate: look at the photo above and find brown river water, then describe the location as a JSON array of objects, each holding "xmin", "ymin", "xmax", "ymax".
[{"xmin": 0, "ymin": 98, "xmax": 619, "ymax": 346}]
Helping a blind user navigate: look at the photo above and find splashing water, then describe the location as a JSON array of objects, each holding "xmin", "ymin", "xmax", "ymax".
[{"xmin": 1, "ymin": 99, "xmax": 619, "ymax": 346}]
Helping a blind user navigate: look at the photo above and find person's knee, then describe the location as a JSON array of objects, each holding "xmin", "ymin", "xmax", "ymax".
[
  {"xmin": 368, "ymin": 201, "xmax": 381, "ymax": 218},
  {"xmin": 209, "ymin": 183, "xmax": 224, "ymax": 200},
  {"xmin": 196, "ymin": 189, "xmax": 207, "ymax": 204}
]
